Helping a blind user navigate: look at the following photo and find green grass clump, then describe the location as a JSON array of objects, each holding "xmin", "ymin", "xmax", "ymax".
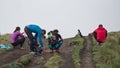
[
  {"xmin": 6, "ymin": 54, "xmax": 33, "ymax": 68},
  {"xmin": 70, "ymin": 34, "xmax": 83, "ymax": 46},
  {"xmin": 44, "ymin": 53, "xmax": 64, "ymax": 68},
  {"xmin": 9, "ymin": 63, "xmax": 24, "ymax": 68},
  {"xmin": 17, "ymin": 54, "xmax": 32, "ymax": 65},
  {"xmin": 71, "ymin": 34, "xmax": 83, "ymax": 68},
  {"xmin": 92, "ymin": 31, "xmax": 120, "ymax": 68},
  {"xmin": 36, "ymin": 57, "xmax": 44, "ymax": 64}
]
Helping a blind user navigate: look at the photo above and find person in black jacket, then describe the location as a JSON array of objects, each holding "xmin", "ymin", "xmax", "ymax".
[{"xmin": 48, "ymin": 29, "xmax": 63, "ymax": 53}]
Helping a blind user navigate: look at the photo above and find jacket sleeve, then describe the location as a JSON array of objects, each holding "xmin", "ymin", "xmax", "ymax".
[
  {"xmin": 92, "ymin": 30, "xmax": 96, "ymax": 35},
  {"xmin": 18, "ymin": 32, "xmax": 24, "ymax": 38},
  {"xmin": 38, "ymin": 33, "xmax": 43, "ymax": 47},
  {"xmin": 92, "ymin": 28, "xmax": 98, "ymax": 35}
]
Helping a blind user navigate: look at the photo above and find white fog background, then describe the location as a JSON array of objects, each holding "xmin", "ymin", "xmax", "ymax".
[{"xmin": 0, "ymin": 0, "xmax": 120, "ymax": 38}]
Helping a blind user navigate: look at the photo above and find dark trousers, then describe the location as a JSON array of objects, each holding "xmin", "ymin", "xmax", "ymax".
[
  {"xmin": 24, "ymin": 27, "xmax": 38, "ymax": 52},
  {"xmin": 11, "ymin": 37, "xmax": 25, "ymax": 47}
]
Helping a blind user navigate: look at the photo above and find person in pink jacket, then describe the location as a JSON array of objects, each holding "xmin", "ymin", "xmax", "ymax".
[
  {"xmin": 92, "ymin": 24, "xmax": 107, "ymax": 45},
  {"xmin": 10, "ymin": 26, "xmax": 25, "ymax": 49}
]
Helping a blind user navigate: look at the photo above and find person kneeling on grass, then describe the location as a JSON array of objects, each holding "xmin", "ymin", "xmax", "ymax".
[
  {"xmin": 10, "ymin": 26, "xmax": 25, "ymax": 49},
  {"xmin": 48, "ymin": 29, "xmax": 63, "ymax": 53},
  {"xmin": 92, "ymin": 24, "xmax": 107, "ymax": 45},
  {"xmin": 24, "ymin": 24, "xmax": 46, "ymax": 55}
]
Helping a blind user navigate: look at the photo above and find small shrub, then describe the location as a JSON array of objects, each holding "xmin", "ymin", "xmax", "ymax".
[{"xmin": 17, "ymin": 54, "xmax": 32, "ymax": 65}]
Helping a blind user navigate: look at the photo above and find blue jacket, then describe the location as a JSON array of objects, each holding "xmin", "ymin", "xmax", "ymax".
[{"xmin": 27, "ymin": 24, "xmax": 43, "ymax": 47}]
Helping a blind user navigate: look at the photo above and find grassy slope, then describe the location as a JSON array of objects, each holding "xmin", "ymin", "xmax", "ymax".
[
  {"xmin": 0, "ymin": 34, "xmax": 12, "ymax": 54},
  {"xmin": 92, "ymin": 31, "xmax": 120, "ymax": 68},
  {"xmin": 44, "ymin": 34, "xmax": 84, "ymax": 68},
  {"xmin": 1, "ymin": 31, "xmax": 120, "ymax": 68},
  {"xmin": 70, "ymin": 35, "xmax": 83, "ymax": 68},
  {"xmin": 1, "ymin": 54, "xmax": 33, "ymax": 68},
  {"xmin": 0, "ymin": 34, "xmax": 11, "ymax": 45}
]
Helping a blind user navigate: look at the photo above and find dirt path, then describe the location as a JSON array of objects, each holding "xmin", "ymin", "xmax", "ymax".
[
  {"xmin": 59, "ymin": 38, "xmax": 75, "ymax": 68},
  {"xmin": 80, "ymin": 36, "xmax": 96, "ymax": 68},
  {"xmin": 25, "ymin": 53, "xmax": 52, "ymax": 68},
  {"xmin": 25, "ymin": 38, "xmax": 75, "ymax": 68},
  {"xmin": 0, "ymin": 36, "xmax": 96, "ymax": 68}
]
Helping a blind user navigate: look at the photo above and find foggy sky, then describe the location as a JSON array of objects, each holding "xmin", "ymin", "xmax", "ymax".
[{"xmin": 0, "ymin": 0, "xmax": 120, "ymax": 38}]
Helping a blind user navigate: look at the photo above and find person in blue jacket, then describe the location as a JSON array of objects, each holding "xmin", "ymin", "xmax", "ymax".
[{"xmin": 24, "ymin": 24, "xmax": 46, "ymax": 55}]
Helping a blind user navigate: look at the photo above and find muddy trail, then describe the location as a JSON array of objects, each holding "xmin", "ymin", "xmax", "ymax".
[
  {"xmin": 59, "ymin": 38, "xmax": 75, "ymax": 68},
  {"xmin": 24, "ymin": 39, "xmax": 53, "ymax": 68},
  {"xmin": 0, "ymin": 38, "xmax": 75, "ymax": 68},
  {"xmin": 80, "ymin": 36, "xmax": 96, "ymax": 68},
  {"xmin": 25, "ymin": 38, "xmax": 75, "ymax": 68},
  {"xmin": 0, "ymin": 36, "xmax": 96, "ymax": 68}
]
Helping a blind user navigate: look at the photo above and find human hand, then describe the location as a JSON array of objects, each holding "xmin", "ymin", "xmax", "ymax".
[{"xmin": 22, "ymin": 32, "xmax": 24, "ymax": 34}]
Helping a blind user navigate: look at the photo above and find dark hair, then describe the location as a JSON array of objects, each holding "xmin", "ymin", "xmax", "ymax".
[
  {"xmin": 98, "ymin": 24, "xmax": 103, "ymax": 27},
  {"xmin": 53, "ymin": 29, "xmax": 59, "ymax": 33},
  {"xmin": 42, "ymin": 29, "xmax": 46, "ymax": 34},
  {"xmin": 14, "ymin": 26, "xmax": 20, "ymax": 32},
  {"xmin": 47, "ymin": 31, "xmax": 53, "ymax": 35}
]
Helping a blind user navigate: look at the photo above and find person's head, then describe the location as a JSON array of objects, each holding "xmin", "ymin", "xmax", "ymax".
[
  {"xmin": 47, "ymin": 31, "xmax": 53, "ymax": 35},
  {"xmin": 53, "ymin": 29, "xmax": 59, "ymax": 34},
  {"xmin": 42, "ymin": 29, "xmax": 46, "ymax": 35},
  {"xmin": 98, "ymin": 24, "xmax": 103, "ymax": 27},
  {"xmin": 14, "ymin": 26, "xmax": 20, "ymax": 32}
]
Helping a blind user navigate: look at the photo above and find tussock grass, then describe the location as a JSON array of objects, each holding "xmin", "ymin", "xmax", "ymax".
[
  {"xmin": 9, "ymin": 54, "xmax": 32, "ymax": 68},
  {"xmin": 36, "ymin": 56, "xmax": 44, "ymax": 64},
  {"xmin": 17, "ymin": 54, "xmax": 32, "ymax": 65},
  {"xmin": 70, "ymin": 34, "xmax": 83, "ymax": 68},
  {"xmin": 1, "ymin": 54, "xmax": 33, "ymax": 68},
  {"xmin": 92, "ymin": 31, "xmax": 120, "ymax": 68},
  {"xmin": 9, "ymin": 63, "xmax": 24, "ymax": 68},
  {"xmin": 70, "ymin": 34, "xmax": 83, "ymax": 46},
  {"xmin": 44, "ymin": 53, "xmax": 64, "ymax": 68}
]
